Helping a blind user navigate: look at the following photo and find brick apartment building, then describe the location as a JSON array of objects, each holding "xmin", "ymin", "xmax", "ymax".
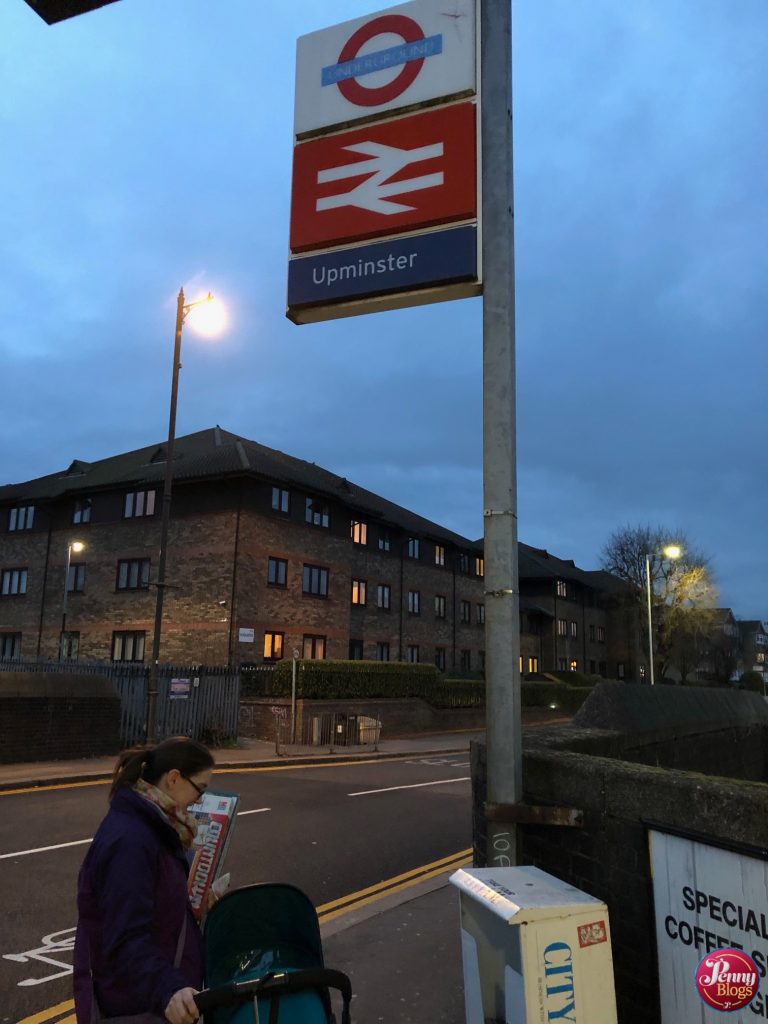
[{"xmin": 0, "ymin": 426, "xmax": 642, "ymax": 677}]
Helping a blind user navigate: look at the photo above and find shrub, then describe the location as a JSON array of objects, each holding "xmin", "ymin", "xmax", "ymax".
[
  {"xmin": 739, "ymin": 670, "xmax": 765, "ymax": 693},
  {"xmin": 521, "ymin": 681, "xmax": 592, "ymax": 713}
]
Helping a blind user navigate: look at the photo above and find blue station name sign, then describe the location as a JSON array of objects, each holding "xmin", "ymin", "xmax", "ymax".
[{"xmin": 287, "ymin": 224, "xmax": 478, "ymax": 324}]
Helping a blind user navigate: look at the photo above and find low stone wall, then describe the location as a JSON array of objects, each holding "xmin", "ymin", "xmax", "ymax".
[
  {"xmin": 0, "ymin": 672, "xmax": 121, "ymax": 763},
  {"xmin": 239, "ymin": 697, "xmax": 485, "ymax": 741},
  {"xmin": 471, "ymin": 684, "xmax": 768, "ymax": 1024}
]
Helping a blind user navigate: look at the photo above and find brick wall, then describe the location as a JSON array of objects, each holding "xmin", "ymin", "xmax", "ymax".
[
  {"xmin": 0, "ymin": 672, "xmax": 121, "ymax": 763},
  {"xmin": 239, "ymin": 697, "xmax": 485, "ymax": 740}
]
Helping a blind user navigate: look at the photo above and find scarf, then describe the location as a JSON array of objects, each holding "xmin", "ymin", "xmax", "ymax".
[{"xmin": 133, "ymin": 778, "xmax": 198, "ymax": 852}]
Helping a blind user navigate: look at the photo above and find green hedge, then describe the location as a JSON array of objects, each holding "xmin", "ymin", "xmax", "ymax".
[
  {"xmin": 242, "ymin": 660, "xmax": 484, "ymax": 707},
  {"xmin": 521, "ymin": 681, "xmax": 595, "ymax": 713}
]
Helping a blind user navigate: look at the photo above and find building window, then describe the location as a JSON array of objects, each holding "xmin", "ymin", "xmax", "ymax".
[
  {"xmin": 756, "ymin": 652, "xmax": 766, "ymax": 664},
  {"xmin": 0, "ymin": 632, "xmax": 21, "ymax": 661},
  {"xmin": 349, "ymin": 639, "xmax": 363, "ymax": 660},
  {"xmin": 378, "ymin": 530, "xmax": 391, "ymax": 552},
  {"xmin": 302, "ymin": 564, "xmax": 329, "ymax": 597},
  {"xmin": 67, "ymin": 563, "xmax": 86, "ymax": 593},
  {"xmin": 350, "ymin": 520, "xmax": 368, "ymax": 545},
  {"xmin": 435, "ymin": 594, "xmax": 446, "ymax": 619},
  {"xmin": 377, "ymin": 584, "xmax": 391, "ymax": 610},
  {"xmin": 303, "ymin": 634, "xmax": 326, "ymax": 660},
  {"xmin": 267, "ymin": 557, "xmax": 288, "ymax": 587},
  {"xmin": 588, "ymin": 624, "xmax": 595, "ymax": 642},
  {"xmin": 112, "ymin": 630, "xmax": 145, "ymax": 662},
  {"xmin": 351, "ymin": 579, "xmax": 367, "ymax": 606},
  {"xmin": 557, "ymin": 618, "xmax": 567, "ymax": 636},
  {"xmin": 570, "ymin": 659, "xmax": 578, "ymax": 671},
  {"xmin": 475, "ymin": 557, "xmax": 484, "ymax": 578},
  {"xmin": 117, "ymin": 559, "xmax": 150, "ymax": 591},
  {"xmin": 460, "ymin": 649, "xmax": 471, "ymax": 672},
  {"xmin": 556, "ymin": 579, "xmax": 567, "ymax": 598},
  {"xmin": 73, "ymin": 499, "xmax": 92, "ymax": 524},
  {"xmin": 458, "ymin": 553, "xmax": 470, "ymax": 574},
  {"xmin": 407, "ymin": 537, "xmax": 420, "ymax": 559},
  {"xmin": 1, "ymin": 568, "xmax": 27, "ymax": 596},
  {"xmin": 123, "ymin": 489, "xmax": 156, "ymax": 518},
  {"xmin": 527, "ymin": 657, "xmax": 539, "ymax": 674},
  {"xmin": 589, "ymin": 659, "xmax": 596, "ymax": 674},
  {"xmin": 271, "ymin": 487, "xmax": 290, "ymax": 515},
  {"xmin": 8, "ymin": 506, "xmax": 34, "ymax": 531},
  {"xmin": 263, "ymin": 631, "xmax": 284, "ymax": 660},
  {"xmin": 435, "ymin": 544, "xmax": 445, "ymax": 566},
  {"xmin": 570, "ymin": 621, "xmax": 578, "ymax": 639},
  {"xmin": 597, "ymin": 626, "xmax": 606, "ymax": 643},
  {"xmin": 476, "ymin": 604, "xmax": 485, "ymax": 625},
  {"xmin": 408, "ymin": 590, "xmax": 421, "ymax": 615},
  {"xmin": 558, "ymin": 657, "xmax": 567, "ymax": 671},
  {"xmin": 305, "ymin": 497, "xmax": 329, "ymax": 528},
  {"xmin": 376, "ymin": 641, "xmax": 390, "ymax": 662},
  {"xmin": 460, "ymin": 600, "xmax": 471, "ymax": 624},
  {"xmin": 62, "ymin": 631, "xmax": 80, "ymax": 661},
  {"xmin": 407, "ymin": 644, "xmax": 419, "ymax": 663},
  {"xmin": 435, "ymin": 647, "xmax": 446, "ymax": 672}
]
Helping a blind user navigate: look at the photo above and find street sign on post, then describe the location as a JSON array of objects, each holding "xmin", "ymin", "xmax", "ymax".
[
  {"xmin": 287, "ymin": 0, "xmax": 480, "ymax": 324},
  {"xmin": 294, "ymin": 0, "xmax": 477, "ymax": 137}
]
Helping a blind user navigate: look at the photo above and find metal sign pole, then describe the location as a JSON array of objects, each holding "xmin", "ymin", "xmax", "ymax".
[{"xmin": 481, "ymin": 0, "xmax": 522, "ymax": 867}]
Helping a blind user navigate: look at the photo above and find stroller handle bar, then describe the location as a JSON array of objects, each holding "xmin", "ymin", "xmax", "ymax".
[{"xmin": 193, "ymin": 967, "xmax": 352, "ymax": 1024}]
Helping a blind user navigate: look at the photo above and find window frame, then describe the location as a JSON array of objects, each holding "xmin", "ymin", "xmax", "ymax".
[
  {"xmin": 302, "ymin": 564, "xmax": 329, "ymax": 598},
  {"xmin": 73, "ymin": 498, "xmax": 92, "ymax": 525},
  {"xmin": 407, "ymin": 537, "xmax": 420, "ymax": 559},
  {"xmin": 263, "ymin": 631, "xmax": 284, "ymax": 660},
  {"xmin": 112, "ymin": 630, "xmax": 146, "ymax": 662},
  {"xmin": 377, "ymin": 583, "xmax": 391, "ymax": 610},
  {"xmin": 267, "ymin": 557, "xmax": 288, "ymax": 587},
  {"xmin": 460, "ymin": 600, "xmax": 471, "ymax": 624},
  {"xmin": 350, "ymin": 520, "xmax": 368, "ymax": 545},
  {"xmin": 303, "ymin": 634, "xmax": 327, "ymax": 660},
  {"xmin": 123, "ymin": 489, "xmax": 156, "ymax": 519},
  {"xmin": 434, "ymin": 544, "xmax": 445, "ymax": 567},
  {"xmin": 116, "ymin": 558, "xmax": 151, "ymax": 591},
  {"xmin": 376, "ymin": 641, "xmax": 390, "ymax": 662},
  {"xmin": 351, "ymin": 578, "xmax": 367, "ymax": 606},
  {"xmin": 0, "ymin": 632, "xmax": 22, "ymax": 661},
  {"xmin": 407, "ymin": 644, "xmax": 420, "ymax": 664},
  {"xmin": 271, "ymin": 487, "xmax": 290, "ymax": 515},
  {"xmin": 407, "ymin": 590, "xmax": 421, "ymax": 615},
  {"xmin": 8, "ymin": 505, "xmax": 35, "ymax": 532},
  {"xmin": 67, "ymin": 562, "xmax": 86, "ymax": 593},
  {"xmin": 435, "ymin": 594, "xmax": 446, "ymax": 619},
  {"xmin": 305, "ymin": 497, "xmax": 329, "ymax": 529},
  {"xmin": 1, "ymin": 568, "xmax": 28, "ymax": 596}
]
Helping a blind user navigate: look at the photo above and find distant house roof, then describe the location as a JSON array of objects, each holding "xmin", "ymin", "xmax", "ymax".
[
  {"xmin": 0, "ymin": 426, "xmax": 482, "ymax": 550},
  {"xmin": 519, "ymin": 543, "xmax": 602, "ymax": 587}
]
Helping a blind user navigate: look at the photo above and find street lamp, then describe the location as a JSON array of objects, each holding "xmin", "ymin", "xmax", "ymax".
[
  {"xmin": 146, "ymin": 288, "xmax": 224, "ymax": 742},
  {"xmin": 61, "ymin": 540, "xmax": 85, "ymax": 660},
  {"xmin": 645, "ymin": 544, "xmax": 682, "ymax": 686}
]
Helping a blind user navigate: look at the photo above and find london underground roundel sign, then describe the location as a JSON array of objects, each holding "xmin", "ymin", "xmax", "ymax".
[{"xmin": 294, "ymin": 0, "xmax": 477, "ymax": 136}]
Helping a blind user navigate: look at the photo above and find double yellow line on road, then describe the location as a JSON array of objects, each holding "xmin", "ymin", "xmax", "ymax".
[{"xmin": 14, "ymin": 848, "xmax": 471, "ymax": 1024}]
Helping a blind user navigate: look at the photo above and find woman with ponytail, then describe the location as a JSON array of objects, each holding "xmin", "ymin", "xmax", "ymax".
[{"xmin": 73, "ymin": 737, "xmax": 215, "ymax": 1024}]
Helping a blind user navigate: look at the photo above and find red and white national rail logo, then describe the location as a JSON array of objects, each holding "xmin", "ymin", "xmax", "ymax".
[
  {"xmin": 695, "ymin": 949, "xmax": 759, "ymax": 1012},
  {"xmin": 577, "ymin": 920, "xmax": 607, "ymax": 948},
  {"xmin": 290, "ymin": 101, "xmax": 476, "ymax": 253}
]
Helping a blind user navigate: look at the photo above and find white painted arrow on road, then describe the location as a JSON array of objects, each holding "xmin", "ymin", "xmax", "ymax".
[{"xmin": 316, "ymin": 141, "xmax": 444, "ymax": 215}]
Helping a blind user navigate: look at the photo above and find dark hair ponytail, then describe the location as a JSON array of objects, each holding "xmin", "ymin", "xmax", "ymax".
[{"xmin": 110, "ymin": 736, "xmax": 214, "ymax": 800}]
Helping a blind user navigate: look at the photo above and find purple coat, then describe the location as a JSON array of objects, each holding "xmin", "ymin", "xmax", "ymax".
[{"xmin": 73, "ymin": 788, "xmax": 205, "ymax": 1024}]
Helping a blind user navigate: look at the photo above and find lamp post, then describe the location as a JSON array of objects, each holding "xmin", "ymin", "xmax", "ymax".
[
  {"xmin": 644, "ymin": 544, "xmax": 682, "ymax": 685},
  {"xmin": 61, "ymin": 540, "xmax": 85, "ymax": 660},
  {"xmin": 146, "ymin": 287, "xmax": 221, "ymax": 743}
]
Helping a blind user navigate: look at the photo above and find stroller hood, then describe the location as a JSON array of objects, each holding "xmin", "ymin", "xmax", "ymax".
[{"xmin": 205, "ymin": 883, "xmax": 325, "ymax": 987}]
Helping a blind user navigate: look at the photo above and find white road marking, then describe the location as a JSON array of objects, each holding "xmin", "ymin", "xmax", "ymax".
[
  {"xmin": 237, "ymin": 807, "xmax": 271, "ymax": 816},
  {"xmin": 348, "ymin": 777, "xmax": 470, "ymax": 797},
  {"xmin": 3, "ymin": 927, "xmax": 75, "ymax": 986},
  {"xmin": 0, "ymin": 839, "xmax": 92, "ymax": 860}
]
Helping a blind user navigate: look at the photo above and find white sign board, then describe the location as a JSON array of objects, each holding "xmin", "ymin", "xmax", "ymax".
[
  {"xmin": 294, "ymin": 0, "xmax": 476, "ymax": 136},
  {"xmin": 649, "ymin": 829, "xmax": 768, "ymax": 1022},
  {"xmin": 238, "ymin": 627, "xmax": 255, "ymax": 644}
]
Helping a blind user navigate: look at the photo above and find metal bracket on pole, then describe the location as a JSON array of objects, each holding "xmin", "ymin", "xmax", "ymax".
[
  {"xmin": 485, "ymin": 587, "xmax": 517, "ymax": 598},
  {"xmin": 485, "ymin": 803, "xmax": 584, "ymax": 828},
  {"xmin": 483, "ymin": 508, "xmax": 516, "ymax": 517}
]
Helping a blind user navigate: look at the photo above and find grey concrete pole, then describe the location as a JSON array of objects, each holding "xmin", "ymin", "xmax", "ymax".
[{"xmin": 481, "ymin": 0, "xmax": 522, "ymax": 867}]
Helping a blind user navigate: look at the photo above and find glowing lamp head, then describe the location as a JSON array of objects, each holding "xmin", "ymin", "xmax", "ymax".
[
  {"xmin": 185, "ymin": 293, "xmax": 227, "ymax": 337},
  {"xmin": 663, "ymin": 545, "xmax": 682, "ymax": 560},
  {"xmin": 71, "ymin": 541, "xmax": 85, "ymax": 553}
]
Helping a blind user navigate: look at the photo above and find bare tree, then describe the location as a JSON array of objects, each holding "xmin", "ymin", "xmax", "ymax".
[{"xmin": 601, "ymin": 525, "xmax": 718, "ymax": 682}]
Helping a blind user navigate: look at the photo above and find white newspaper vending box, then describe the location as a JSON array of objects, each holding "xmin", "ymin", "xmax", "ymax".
[{"xmin": 450, "ymin": 866, "xmax": 618, "ymax": 1024}]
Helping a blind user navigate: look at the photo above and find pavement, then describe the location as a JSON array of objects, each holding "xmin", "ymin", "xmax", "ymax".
[{"xmin": 1, "ymin": 707, "xmax": 566, "ymax": 1022}]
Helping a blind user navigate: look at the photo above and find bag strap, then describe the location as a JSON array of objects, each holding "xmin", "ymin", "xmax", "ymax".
[{"xmin": 174, "ymin": 910, "xmax": 188, "ymax": 969}]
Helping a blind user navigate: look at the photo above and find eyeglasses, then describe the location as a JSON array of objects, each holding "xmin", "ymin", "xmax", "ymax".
[{"xmin": 182, "ymin": 774, "xmax": 207, "ymax": 799}]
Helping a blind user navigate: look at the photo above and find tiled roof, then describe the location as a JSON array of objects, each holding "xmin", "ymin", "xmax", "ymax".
[{"xmin": 0, "ymin": 426, "xmax": 481, "ymax": 549}]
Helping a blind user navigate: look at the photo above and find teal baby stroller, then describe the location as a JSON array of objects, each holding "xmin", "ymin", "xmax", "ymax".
[{"xmin": 194, "ymin": 884, "xmax": 352, "ymax": 1024}]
